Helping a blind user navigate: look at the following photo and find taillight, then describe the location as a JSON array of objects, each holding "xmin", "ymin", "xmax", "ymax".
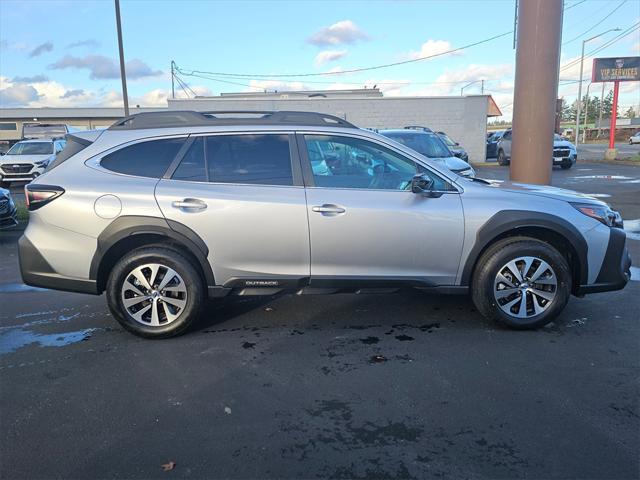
[{"xmin": 25, "ymin": 184, "xmax": 65, "ymax": 211}]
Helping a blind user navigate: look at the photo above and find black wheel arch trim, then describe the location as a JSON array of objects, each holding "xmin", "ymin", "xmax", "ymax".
[
  {"xmin": 90, "ymin": 215, "xmax": 215, "ymax": 291},
  {"xmin": 461, "ymin": 210, "xmax": 589, "ymax": 287}
]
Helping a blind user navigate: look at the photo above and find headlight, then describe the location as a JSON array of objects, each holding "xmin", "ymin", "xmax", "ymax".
[
  {"xmin": 571, "ymin": 203, "xmax": 623, "ymax": 228},
  {"xmin": 34, "ymin": 160, "xmax": 49, "ymax": 167}
]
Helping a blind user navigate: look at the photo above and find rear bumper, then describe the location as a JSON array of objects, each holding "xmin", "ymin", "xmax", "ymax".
[
  {"xmin": 18, "ymin": 235, "xmax": 99, "ymax": 295},
  {"xmin": 577, "ymin": 227, "xmax": 631, "ymax": 294}
]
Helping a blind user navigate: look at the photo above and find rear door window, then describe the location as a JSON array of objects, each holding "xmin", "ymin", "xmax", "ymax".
[
  {"xmin": 206, "ymin": 134, "xmax": 293, "ymax": 186},
  {"xmin": 101, "ymin": 138, "xmax": 185, "ymax": 178}
]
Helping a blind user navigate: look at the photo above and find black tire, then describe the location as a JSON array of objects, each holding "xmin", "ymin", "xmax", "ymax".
[
  {"xmin": 497, "ymin": 150, "xmax": 509, "ymax": 166},
  {"xmin": 561, "ymin": 163, "xmax": 572, "ymax": 170},
  {"xmin": 106, "ymin": 246, "xmax": 205, "ymax": 338},
  {"xmin": 471, "ymin": 237, "xmax": 572, "ymax": 329}
]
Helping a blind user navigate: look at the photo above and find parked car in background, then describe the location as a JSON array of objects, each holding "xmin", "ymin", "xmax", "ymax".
[
  {"xmin": 486, "ymin": 130, "xmax": 504, "ymax": 158},
  {"xmin": 18, "ymin": 110, "xmax": 630, "ymax": 338},
  {"xmin": 379, "ymin": 129, "xmax": 475, "ymax": 178},
  {"xmin": 435, "ymin": 131, "xmax": 469, "ymax": 162},
  {"xmin": 497, "ymin": 130, "xmax": 577, "ymax": 169},
  {"xmin": 629, "ymin": 132, "xmax": 640, "ymax": 145},
  {"xmin": 0, "ymin": 138, "xmax": 66, "ymax": 187},
  {"xmin": 0, "ymin": 187, "xmax": 18, "ymax": 229}
]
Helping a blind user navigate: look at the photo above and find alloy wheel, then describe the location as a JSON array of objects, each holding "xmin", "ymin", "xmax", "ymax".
[
  {"xmin": 493, "ymin": 256, "xmax": 557, "ymax": 318},
  {"xmin": 120, "ymin": 263, "xmax": 187, "ymax": 326}
]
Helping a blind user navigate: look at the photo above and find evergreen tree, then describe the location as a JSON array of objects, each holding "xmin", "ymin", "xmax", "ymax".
[{"xmin": 624, "ymin": 106, "xmax": 637, "ymax": 119}]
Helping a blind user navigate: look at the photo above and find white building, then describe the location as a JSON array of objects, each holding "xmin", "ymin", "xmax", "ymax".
[{"xmin": 1, "ymin": 89, "xmax": 502, "ymax": 162}]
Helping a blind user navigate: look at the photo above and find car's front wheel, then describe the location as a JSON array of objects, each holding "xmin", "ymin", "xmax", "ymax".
[
  {"xmin": 106, "ymin": 246, "xmax": 205, "ymax": 338},
  {"xmin": 472, "ymin": 237, "xmax": 572, "ymax": 329},
  {"xmin": 561, "ymin": 162, "xmax": 572, "ymax": 170},
  {"xmin": 497, "ymin": 150, "xmax": 509, "ymax": 166}
]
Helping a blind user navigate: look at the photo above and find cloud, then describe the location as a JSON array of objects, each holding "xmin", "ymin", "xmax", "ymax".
[
  {"xmin": 0, "ymin": 84, "xmax": 40, "ymax": 106},
  {"xmin": 11, "ymin": 75, "xmax": 49, "ymax": 83},
  {"xmin": 60, "ymin": 89, "xmax": 85, "ymax": 99},
  {"xmin": 315, "ymin": 50, "xmax": 348, "ymax": 65},
  {"xmin": 48, "ymin": 55, "xmax": 162, "ymax": 80},
  {"xmin": 66, "ymin": 39, "xmax": 100, "ymax": 49},
  {"xmin": 308, "ymin": 20, "xmax": 369, "ymax": 46},
  {"xmin": 405, "ymin": 39, "xmax": 461, "ymax": 61},
  {"xmin": 29, "ymin": 42, "xmax": 53, "ymax": 57}
]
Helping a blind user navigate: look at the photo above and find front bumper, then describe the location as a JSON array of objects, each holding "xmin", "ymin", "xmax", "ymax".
[
  {"xmin": 577, "ymin": 227, "xmax": 631, "ymax": 294},
  {"xmin": 0, "ymin": 205, "xmax": 18, "ymax": 228}
]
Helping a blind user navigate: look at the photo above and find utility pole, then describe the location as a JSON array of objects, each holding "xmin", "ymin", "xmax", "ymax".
[
  {"xmin": 597, "ymin": 82, "xmax": 606, "ymax": 137},
  {"xmin": 114, "ymin": 0, "xmax": 129, "ymax": 116},
  {"xmin": 171, "ymin": 60, "xmax": 175, "ymax": 100},
  {"xmin": 575, "ymin": 28, "xmax": 620, "ymax": 146},
  {"xmin": 481, "ymin": 79, "xmax": 484, "ymax": 95},
  {"xmin": 510, "ymin": 0, "xmax": 562, "ymax": 185}
]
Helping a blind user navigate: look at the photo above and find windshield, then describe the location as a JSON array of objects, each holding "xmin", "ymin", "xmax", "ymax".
[
  {"xmin": 6, "ymin": 142, "xmax": 53, "ymax": 155},
  {"xmin": 438, "ymin": 133, "xmax": 456, "ymax": 147},
  {"xmin": 384, "ymin": 132, "xmax": 452, "ymax": 158}
]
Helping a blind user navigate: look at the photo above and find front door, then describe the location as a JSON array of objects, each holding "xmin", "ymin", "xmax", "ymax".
[
  {"xmin": 300, "ymin": 133, "xmax": 464, "ymax": 286},
  {"xmin": 155, "ymin": 133, "xmax": 310, "ymax": 286}
]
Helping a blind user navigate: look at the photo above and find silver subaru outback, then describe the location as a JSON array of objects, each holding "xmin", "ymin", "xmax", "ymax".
[{"xmin": 18, "ymin": 111, "xmax": 631, "ymax": 338}]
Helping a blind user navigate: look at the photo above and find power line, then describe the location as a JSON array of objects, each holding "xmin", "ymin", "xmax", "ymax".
[
  {"xmin": 560, "ymin": 22, "xmax": 639, "ymax": 72},
  {"xmin": 564, "ymin": 0, "xmax": 588, "ymax": 11},
  {"xmin": 175, "ymin": 30, "xmax": 513, "ymax": 79},
  {"xmin": 562, "ymin": 0, "xmax": 627, "ymax": 45}
]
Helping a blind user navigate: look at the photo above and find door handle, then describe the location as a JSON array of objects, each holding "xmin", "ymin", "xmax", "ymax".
[
  {"xmin": 312, "ymin": 204, "xmax": 346, "ymax": 215},
  {"xmin": 171, "ymin": 198, "xmax": 207, "ymax": 211}
]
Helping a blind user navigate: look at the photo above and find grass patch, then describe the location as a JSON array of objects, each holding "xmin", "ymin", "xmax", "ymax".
[{"xmin": 15, "ymin": 199, "xmax": 29, "ymax": 222}]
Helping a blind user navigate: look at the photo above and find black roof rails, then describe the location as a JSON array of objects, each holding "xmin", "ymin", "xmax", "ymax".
[{"xmin": 108, "ymin": 110, "xmax": 357, "ymax": 130}]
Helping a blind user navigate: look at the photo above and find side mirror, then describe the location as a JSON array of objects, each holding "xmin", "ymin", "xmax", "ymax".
[{"xmin": 411, "ymin": 173, "xmax": 435, "ymax": 196}]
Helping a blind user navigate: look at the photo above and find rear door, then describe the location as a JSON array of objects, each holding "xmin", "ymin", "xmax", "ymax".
[
  {"xmin": 299, "ymin": 132, "xmax": 464, "ymax": 286},
  {"xmin": 155, "ymin": 132, "xmax": 310, "ymax": 287}
]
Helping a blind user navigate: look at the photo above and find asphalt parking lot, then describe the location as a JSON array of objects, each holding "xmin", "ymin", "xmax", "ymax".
[{"xmin": 1, "ymin": 162, "xmax": 638, "ymax": 479}]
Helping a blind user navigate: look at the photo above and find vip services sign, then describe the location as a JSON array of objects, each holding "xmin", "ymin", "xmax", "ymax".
[{"xmin": 592, "ymin": 57, "xmax": 640, "ymax": 82}]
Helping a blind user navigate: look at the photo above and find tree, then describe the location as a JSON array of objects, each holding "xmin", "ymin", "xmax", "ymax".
[{"xmin": 624, "ymin": 106, "xmax": 637, "ymax": 119}]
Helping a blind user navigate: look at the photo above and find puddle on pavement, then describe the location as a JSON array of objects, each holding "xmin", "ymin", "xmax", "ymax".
[
  {"xmin": 0, "ymin": 328, "xmax": 96, "ymax": 354},
  {"xmin": 0, "ymin": 283, "xmax": 48, "ymax": 294}
]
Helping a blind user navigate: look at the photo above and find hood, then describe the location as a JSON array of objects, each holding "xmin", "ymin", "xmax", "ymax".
[
  {"xmin": 482, "ymin": 180, "xmax": 607, "ymax": 205},
  {"xmin": 432, "ymin": 156, "xmax": 472, "ymax": 171},
  {"xmin": 554, "ymin": 139, "xmax": 575, "ymax": 149},
  {"xmin": 0, "ymin": 154, "xmax": 52, "ymax": 164}
]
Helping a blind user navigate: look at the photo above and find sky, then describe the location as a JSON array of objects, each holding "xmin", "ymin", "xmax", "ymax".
[{"xmin": 0, "ymin": 0, "xmax": 639, "ymax": 120}]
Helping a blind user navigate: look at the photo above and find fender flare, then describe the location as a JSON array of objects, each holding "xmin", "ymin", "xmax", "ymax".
[
  {"xmin": 89, "ymin": 215, "xmax": 215, "ymax": 288},
  {"xmin": 460, "ymin": 210, "xmax": 588, "ymax": 286}
]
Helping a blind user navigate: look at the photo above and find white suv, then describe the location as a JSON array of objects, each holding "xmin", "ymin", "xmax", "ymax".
[{"xmin": 0, "ymin": 138, "xmax": 66, "ymax": 187}]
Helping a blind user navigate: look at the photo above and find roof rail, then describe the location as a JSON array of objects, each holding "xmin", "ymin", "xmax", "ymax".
[
  {"xmin": 108, "ymin": 110, "xmax": 357, "ymax": 130},
  {"xmin": 404, "ymin": 125, "xmax": 433, "ymax": 132}
]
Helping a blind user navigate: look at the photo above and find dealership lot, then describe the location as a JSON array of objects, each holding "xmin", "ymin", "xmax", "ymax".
[{"xmin": 1, "ymin": 162, "xmax": 639, "ymax": 479}]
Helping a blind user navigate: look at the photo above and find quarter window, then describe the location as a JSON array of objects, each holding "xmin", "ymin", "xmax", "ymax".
[
  {"xmin": 304, "ymin": 135, "xmax": 451, "ymax": 191},
  {"xmin": 101, "ymin": 138, "xmax": 185, "ymax": 178}
]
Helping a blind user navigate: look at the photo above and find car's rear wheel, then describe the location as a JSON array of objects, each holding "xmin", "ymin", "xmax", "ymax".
[
  {"xmin": 472, "ymin": 237, "xmax": 572, "ymax": 329},
  {"xmin": 497, "ymin": 149, "xmax": 509, "ymax": 166},
  {"xmin": 106, "ymin": 246, "xmax": 205, "ymax": 338}
]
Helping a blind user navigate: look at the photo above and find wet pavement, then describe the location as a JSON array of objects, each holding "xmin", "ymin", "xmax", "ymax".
[{"xmin": 1, "ymin": 162, "xmax": 639, "ymax": 479}]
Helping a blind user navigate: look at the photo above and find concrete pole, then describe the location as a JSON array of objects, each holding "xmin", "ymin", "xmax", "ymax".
[
  {"xmin": 510, "ymin": 0, "xmax": 563, "ymax": 185},
  {"xmin": 114, "ymin": 0, "xmax": 129, "ymax": 117}
]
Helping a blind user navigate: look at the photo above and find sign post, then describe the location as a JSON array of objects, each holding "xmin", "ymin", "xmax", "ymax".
[{"xmin": 591, "ymin": 56, "xmax": 640, "ymax": 159}]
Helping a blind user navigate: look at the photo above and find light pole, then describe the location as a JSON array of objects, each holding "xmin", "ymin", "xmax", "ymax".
[
  {"xmin": 574, "ymin": 28, "xmax": 620, "ymax": 146},
  {"xmin": 460, "ymin": 79, "xmax": 484, "ymax": 96},
  {"xmin": 115, "ymin": 0, "xmax": 129, "ymax": 117},
  {"xmin": 582, "ymin": 82, "xmax": 592, "ymax": 143}
]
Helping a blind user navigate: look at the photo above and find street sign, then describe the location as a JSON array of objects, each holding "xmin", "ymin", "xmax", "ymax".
[{"xmin": 591, "ymin": 56, "xmax": 640, "ymax": 82}]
